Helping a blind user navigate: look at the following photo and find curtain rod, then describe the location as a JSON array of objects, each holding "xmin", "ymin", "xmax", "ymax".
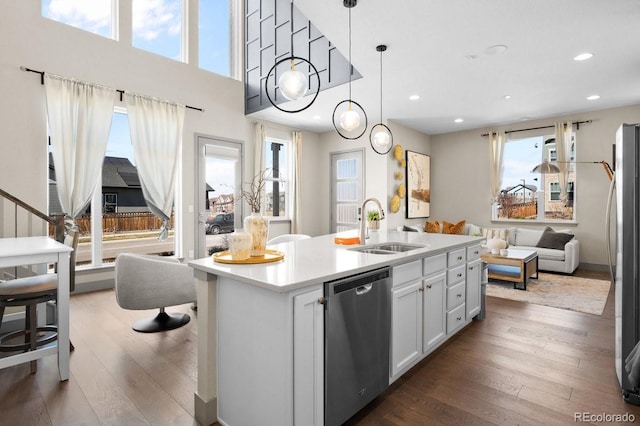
[
  {"xmin": 481, "ymin": 120, "xmax": 592, "ymax": 137},
  {"xmin": 20, "ymin": 66, "xmax": 204, "ymax": 112}
]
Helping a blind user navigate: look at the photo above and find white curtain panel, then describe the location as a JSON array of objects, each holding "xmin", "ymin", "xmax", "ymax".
[
  {"xmin": 488, "ymin": 130, "xmax": 506, "ymax": 203},
  {"xmin": 555, "ymin": 121, "xmax": 572, "ymax": 204},
  {"xmin": 125, "ymin": 93, "xmax": 185, "ymax": 240},
  {"xmin": 291, "ymin": 131, "xmax": 303, "ymax": 233},
  {"xmin": 44, "ymin": 74, "xmax": 116, "ymax": 220}
]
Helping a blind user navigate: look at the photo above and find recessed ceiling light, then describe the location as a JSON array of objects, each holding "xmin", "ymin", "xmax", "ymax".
[
  {"xmin": 454, "ymin": 118, "xmax": 464, "ymax": 123},
  {"xmin": 313, "ymin": 115, "xmax": 321, "ymax": 120},
  {"xmin": 574, "ymin": 53, "xmax": 593, "ymax": 61},
  {"xmin": 587, "ymin": 94, "xmax": 600, "ymax": 100},
  {"xmin": 484, "ymin": 45, "xmax": 507, "ymax": 55},
  {"xmin": 409, "ymin": 95, "xmax": 420, "ymax": 101},
  {"xmin": 504, "ymin": 95, "xmax": 511, "ymax": 100}
]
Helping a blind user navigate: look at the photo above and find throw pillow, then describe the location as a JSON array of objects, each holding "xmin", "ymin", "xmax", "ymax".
[
  {"xmin": 536, "ymin": 227, "xmax": 574, "ymax": 250},
  {"xmin": 443, "ymin": 220, "xmax": 466, "ymax": 235},
  {"xmin": 402, "ymin": 225, "xmax": 418, "ymax": 232},
  {"xmin": 515, "ymin": 227, "xmax": 543, "ymax": 247},
  {"xmin": 425, "ymin": 220, "xmax": 441, "ymax": 233},
  {"xmin": 482, "ymin": 227, "xmax": 510, "ymax": 244}
]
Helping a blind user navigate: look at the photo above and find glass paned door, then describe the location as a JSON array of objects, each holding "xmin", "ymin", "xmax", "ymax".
[
  {"xmin": 330, "ymin": 149, "xmax": 364, "ymax": 233},
  {"xmin": 196, "ymin": 136, "xmax": 243, "ymax": 258}
]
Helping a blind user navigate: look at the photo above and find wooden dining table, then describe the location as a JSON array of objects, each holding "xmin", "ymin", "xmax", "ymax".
[{"xmin": 0, "ymin": 236, "xmax": 73, "ymax": 381}]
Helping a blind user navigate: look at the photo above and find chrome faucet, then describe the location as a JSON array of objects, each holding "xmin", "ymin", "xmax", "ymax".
[{"xmin": 359, "ymin": 197, "xmax": 386, "ymax": 244}]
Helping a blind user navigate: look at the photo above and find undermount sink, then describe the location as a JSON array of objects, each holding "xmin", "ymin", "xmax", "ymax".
[{"xmin": 348, "ymin": 242, "xmax": 426, "ymax": 255}]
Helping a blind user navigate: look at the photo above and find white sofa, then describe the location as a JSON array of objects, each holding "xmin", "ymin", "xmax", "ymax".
[
  {"xmin": 399, "ymin": 223, "xmax": 579, "ymax": 274},
  {"xmin": 469, "ymin": 224, "xmax": 579, "ymax": 274}
]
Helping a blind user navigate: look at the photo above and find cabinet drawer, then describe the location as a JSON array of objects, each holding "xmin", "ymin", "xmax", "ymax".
[
  {"xmin": 446, "ymin": 281, "xmax": 465, "ymax": 311},
  {"xmin": 448, "ymin": 249, "xmax": 466, "ymax": 268},
  {"xmin": 447, "ymin": 265, "xmax": 466, "ymax": 286},
  {"xmin": 466, "ymin": 244, "xmax": 482, "ymax": 262},
  {"xmin": 423, "ymin": 253, "xmax": 446, "ymax": 277},
  {"xmin": 447, "ymin": 303, "xmax": 466, "ymax": 334},
  {"xmin": 393, "ymin": 260, "xmax": 422, "ymax": 288}
]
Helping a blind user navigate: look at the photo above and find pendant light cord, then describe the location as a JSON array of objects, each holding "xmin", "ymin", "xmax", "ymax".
[
  {"xmin": 348, "ymin": 5, "xmax": 352, "ymax": 101},
  {"xmin": 290, "ymin": 0, "xmax": 294, "ymax": 56},
  {"xmin": 379, "ymin": 49, "xmax": 383, "ymax": 122}
]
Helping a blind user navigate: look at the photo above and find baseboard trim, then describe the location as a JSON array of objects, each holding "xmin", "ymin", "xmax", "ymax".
[{"xmin": 578, "ymin": 263, "xmax": 612, "ymax": 273}]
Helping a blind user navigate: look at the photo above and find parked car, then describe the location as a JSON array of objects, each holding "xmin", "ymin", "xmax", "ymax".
[{"xmin": 206, "ymin": 213, "xmax": 235, "ymax": 235}]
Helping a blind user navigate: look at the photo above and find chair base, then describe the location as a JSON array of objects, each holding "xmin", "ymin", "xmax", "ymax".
[{"xmin": 132, "ymin": 311, "xmax": 191, "ymax": 333}]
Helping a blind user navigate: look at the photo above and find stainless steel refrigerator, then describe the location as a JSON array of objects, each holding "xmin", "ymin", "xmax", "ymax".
[{"xmin": 614, "ymin": 123, "xmax": 640, "ymax": 405}]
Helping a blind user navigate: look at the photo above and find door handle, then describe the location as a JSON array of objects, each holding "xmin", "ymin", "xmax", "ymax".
[{"xmin": 356, "ymin": 283, "xmax": 373, "ymax": 295}]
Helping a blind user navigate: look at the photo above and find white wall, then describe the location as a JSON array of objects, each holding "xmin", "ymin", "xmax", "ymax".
[
  {"xmin": 314, "ymin": 120, "xmax": 431, "ymax": 235},
  {"xmin": 386, "ymin": 120, "xmax": 431, "ymax": 230},
  {"xmin": 430, "ymin": 104, "xmax": 640, "ymax": 267}
]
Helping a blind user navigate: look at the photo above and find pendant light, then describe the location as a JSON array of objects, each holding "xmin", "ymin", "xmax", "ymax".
[
  {"xmin": 332, "ymin": 0, "xmax": 367, "ymax": 139},
  {"xmin": 369, "ymin": 45, "xmax": 393, "ymax": 154},
  {"xmin": 264, "ymin": 0, "xmax": 320, "ymax": 113}
]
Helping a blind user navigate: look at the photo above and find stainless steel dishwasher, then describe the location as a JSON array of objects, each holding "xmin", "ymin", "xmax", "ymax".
[{"xmin": 324, "ymin": 267, "xmax": 392, "ymax": 426}]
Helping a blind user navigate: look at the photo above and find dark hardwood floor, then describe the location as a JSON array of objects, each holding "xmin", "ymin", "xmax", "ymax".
[{"xmin": 2, "ymin": 269, "xmax": 639, "ymax": 425}]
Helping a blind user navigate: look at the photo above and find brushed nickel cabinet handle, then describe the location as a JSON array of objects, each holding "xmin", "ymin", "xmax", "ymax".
[
  {"xmin": 469, "ymin": 266, "xmax": 474, "ymax": 270},
  {"xmin": 317, "ymin": 297, "xmax": 326, "ymax": 305},
  {"xmin": 457, "ymin": 293, "xmax": 462, "ymax": 298},
  {"xmin": 457, "ymin": 273, "xmax": 462, "ymax": 277},
  {"xmin": 457, "ymin": 256, "xmax": 463, "ymax": 261},
  {"xmin": 426, "ymin": 284, "xmax": 433, "ymax": 289},
  {"xmin": 457, "ymin": 316, "xmax": 462, "ymax": 321}
]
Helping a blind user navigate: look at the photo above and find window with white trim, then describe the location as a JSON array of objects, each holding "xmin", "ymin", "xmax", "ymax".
[
  {"xmin": 263, "ymin": 138, "xmax": 290, "ymax": 220},
  {"xmin": 494, "ymin": 133, "xmax": 576, "ymax": 222},
  {"xmin": 42, "ymin": 0, "xmax": 115, "ymax": 39}
]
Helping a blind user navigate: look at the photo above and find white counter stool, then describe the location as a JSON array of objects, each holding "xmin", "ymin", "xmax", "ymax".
[{"xmin": 0, "ymin": 229, "xmax": 78, "ymax": 373}]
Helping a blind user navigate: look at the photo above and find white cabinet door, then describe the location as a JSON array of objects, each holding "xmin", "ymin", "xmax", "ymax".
[
  {"xmin": 293, "ymin": 287, "xmax": 324, "ymax": 426},
  {"xmin": 422, "ymin": 272, "xmax": 446, "ymax": 354},
  {"xmin": 391, "ymin": 280, "xmax": 423, "ymax": 379},
  {"xmin": 466, "ymin": 259, "xmax": 482, "ymax": 319}
]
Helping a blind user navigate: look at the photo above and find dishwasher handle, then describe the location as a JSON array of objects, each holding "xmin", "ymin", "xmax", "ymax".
[{"xmin": 356, "ymin": 283, "xmax": 373, "ymax": 295}]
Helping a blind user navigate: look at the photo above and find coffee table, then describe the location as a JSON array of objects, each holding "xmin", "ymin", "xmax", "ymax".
[{"xmin": 481, "ymin": 249, "xmax": 538, "ymax": 290}]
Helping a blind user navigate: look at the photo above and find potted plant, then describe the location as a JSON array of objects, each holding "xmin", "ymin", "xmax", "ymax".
[{"xmin": 367, "ymin": 209, "xmax": 380, "ymax": 230}]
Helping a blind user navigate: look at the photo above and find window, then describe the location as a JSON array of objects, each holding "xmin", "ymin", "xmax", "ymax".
[
  {"xmin": 263, "ymin": 139, "xmax": 290, "ymax": 219},
  {"xmin": 495, "ymin": 133, "xmax": 576, "ymax": 222},
  {"xmin": 42, "ymin": 0, "xmax": 115, "ymax": 39},
  {"xmin": 104, "ymin": 193, "xmax": 118, "ymax": 212},
  {"xmin": 49, "ymin": 109, "xmax": 176, "ymax": 267},
  {"xmin": 199, "ymin": 0, "xmax": 231, "ymax": 76},
  {"xmin": 132, "ymin": 0, "xmax": 184, "ymax": 61}
]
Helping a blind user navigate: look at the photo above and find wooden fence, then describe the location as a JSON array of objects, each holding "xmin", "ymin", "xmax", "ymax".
[
  {"xmin": 72, "ymin": 212, "xmax": 175, "ymax": 235},
  {"xmin": 498, "ymin": 201, "xmax": 537, "ymax": 220}
]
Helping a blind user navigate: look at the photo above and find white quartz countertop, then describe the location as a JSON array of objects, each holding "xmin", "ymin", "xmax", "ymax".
[{"xmin": 188, "ymin": 231, "xmax": 484, "ymax": 293}]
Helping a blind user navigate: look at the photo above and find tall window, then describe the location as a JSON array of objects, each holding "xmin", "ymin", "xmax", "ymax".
[
  {"xmin": 199, "ymin": 0, "xmax": 231, "ymax": 76},
  {"xmin": 263, "ymin": 139, "xmax": 289, "ymax": 219},
  {"xmin": 495, "ymin": 134, "xmax": 576, "ymax": 222},
  {"xmin": 42, "ymin": 0, "xmax": 115, "ymax": 39},
  {"xmin": 49, "ymin": 109, "xmax": 175, "ymax": 267},
  {"xmin": 132, "ymin": 0, "xmax": 184, "ymax": 61}
]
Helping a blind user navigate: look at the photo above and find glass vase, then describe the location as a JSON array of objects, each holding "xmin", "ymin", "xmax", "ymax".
[{"xmin": 244, "ymin": 212, "xmax": 269, "ymax": 256}]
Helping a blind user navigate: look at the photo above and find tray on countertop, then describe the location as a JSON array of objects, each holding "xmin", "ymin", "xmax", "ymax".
[{"xmin": 213, "ymin": 249, "xmax": 284, "ymax": 264}]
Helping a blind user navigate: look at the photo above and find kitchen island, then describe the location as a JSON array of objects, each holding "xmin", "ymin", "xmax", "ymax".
[{"xmin": 188, "ymin": 231, "xmax": 484, "ymax": 426}]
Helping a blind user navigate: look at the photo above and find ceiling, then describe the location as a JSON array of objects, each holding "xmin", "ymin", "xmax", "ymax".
[{"xmin": 248, "ymin": 0, "xmax": 640, "ymax": 136}]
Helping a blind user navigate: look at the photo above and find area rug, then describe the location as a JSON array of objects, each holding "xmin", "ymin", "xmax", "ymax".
[{"xmin": 486, "ymin": 272, "xmax": 611, "ymax": 315}]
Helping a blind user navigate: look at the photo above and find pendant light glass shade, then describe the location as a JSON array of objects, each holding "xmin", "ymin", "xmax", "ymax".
[
  {"xmin": 278, "ymin": 60, "xmax": 308, "ymax": 101},
  {"xmin": 369, "ymin": 44, "xmax": 393, "ymax": 154},
  {"xmin": 332, "ymin": 0, "xmax": 367, "ymax": 140},
  {"xmin": 264, "ymin": 0, "xmax": 320, "ymax": 113}
]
